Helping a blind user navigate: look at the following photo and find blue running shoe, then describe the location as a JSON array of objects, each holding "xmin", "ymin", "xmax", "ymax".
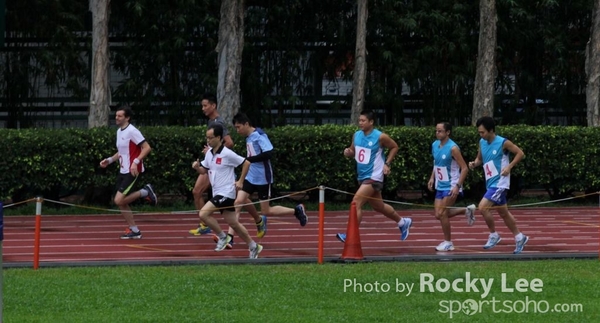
[
  {"xmin": 336, "ymin": 233, "xmax": 346, "ymax": 243},
  {"xmin": 256, "ymin": 215, "xmax": 267, "ymax": 238},
  {"xmin": 513, "ymin": 235, "xmax": 529, "ymax": 254},
  {"xmin": 399, "ymin": 217, "xmax": 412, "ymax": 240},
  {"xmin": 294, "ymin": 204, "xmax": 308, "ymax": 226},
  {"xmin": 143, "ymin": 184, "xmax": 158, "ymax": 206},
  {"xmin": 483, "ymin": 234, "xmax": 502, "ymax": 249}
]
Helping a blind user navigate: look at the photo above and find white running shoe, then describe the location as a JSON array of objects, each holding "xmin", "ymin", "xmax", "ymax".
[
  {"xmin": 513, "ymin": 235, "xmax": 529, "ymax": 254},
  {"xmin": 465, "ymin": 204, "xmax": 476, "ymax": 226},
  {"xmin": 435, "ymin": 241, "xmax": 455, "ymax": 251},
  {"xmin": 249, "ymin": 244, "xmax": 263, "ymax": 259},
  {"xmin": 483, "ymin": 234, "xmax": 502, "ymax": 249},
  {"xmin": 215, "ymin": 234, "xmax": 232, "ymax": 251}
]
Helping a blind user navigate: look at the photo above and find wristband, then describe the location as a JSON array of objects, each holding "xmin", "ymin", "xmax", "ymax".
[
  {"xmin": 133, "ymin": 158, "xmax": 140, "ymax": 165},
  {"xmin": 385, "ymin": 162, "xmax": 391, "ymax": 167},
  {"xmin": 107, "ymin": 157, "xmax": 114, "ymax": 164}
]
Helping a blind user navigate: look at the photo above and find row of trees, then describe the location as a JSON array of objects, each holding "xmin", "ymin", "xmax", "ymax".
[{"xmin": 1, "ymin": 0, "xmax": 598, "ymax": 128}]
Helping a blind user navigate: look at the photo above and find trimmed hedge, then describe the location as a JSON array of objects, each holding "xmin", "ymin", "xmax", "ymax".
[{"xmin": 1, "ymin": 125, "xmax": 598, "ymax": 204}]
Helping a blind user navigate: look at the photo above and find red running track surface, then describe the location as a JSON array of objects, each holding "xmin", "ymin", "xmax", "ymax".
[{"xmin": 2, "ymin": 207, "xmax": 598, "ymax": 267}]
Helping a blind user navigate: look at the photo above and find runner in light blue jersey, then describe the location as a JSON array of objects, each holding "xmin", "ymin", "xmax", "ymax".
[
  {"xmin": 336, "ymin": 110, "xmax": 413, "ymax": 243},
  {"xmin": 225, "ymin": 113, "xmax": 308, "ymax": 244},
  {"xmin": 427, "ymin": 122, "xmax": 475, "ymax": 252},
  {"xmin": 469, "ymin": 116, "xmax": 529, "ymax": 254}
]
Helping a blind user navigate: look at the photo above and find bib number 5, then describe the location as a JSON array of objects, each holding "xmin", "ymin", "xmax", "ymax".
[{"xmin": 434, "ymin": 166, "xmax": 449, "ymax": 181}]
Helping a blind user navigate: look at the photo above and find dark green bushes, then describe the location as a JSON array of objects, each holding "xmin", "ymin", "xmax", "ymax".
[{"xmin": 1, "ymin": 125, "xmax": 598, "ymax": 204}]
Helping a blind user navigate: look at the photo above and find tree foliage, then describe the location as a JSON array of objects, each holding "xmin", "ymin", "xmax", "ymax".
[
  {"xmin": 0, "ymin": 0, "xmax": 595, "ymax": 127},
  {"xmin": 1, "ymin": 0, "xmax": 88, "ymax": 128},
  {"xmin": 108, "ymin": 0, "xmax": 221, "ymax": 125}
]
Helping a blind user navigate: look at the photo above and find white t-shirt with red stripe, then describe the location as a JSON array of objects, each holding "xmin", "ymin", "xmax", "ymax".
[{"xmin": 116, "ymin": 124, "xmax": 146, "ymax": 174}]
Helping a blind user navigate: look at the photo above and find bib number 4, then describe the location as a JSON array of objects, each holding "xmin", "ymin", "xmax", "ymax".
[{"xmin": 483, "ymin": 161, "xmax": 499, "ymax": 180}]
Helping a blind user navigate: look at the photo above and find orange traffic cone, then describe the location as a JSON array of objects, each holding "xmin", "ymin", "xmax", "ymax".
[{"xmin": 340, "ymin": 201, "xmax": 364, "ymax": 260}]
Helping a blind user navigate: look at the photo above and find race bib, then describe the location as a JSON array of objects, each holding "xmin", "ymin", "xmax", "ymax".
[
  {"xmin": 354, "ymin": 146, "xmax": 371, "ymax": 165},
  {"xmin": 434, "ymin": 166, "xmax": 449, "ymax": 182},
  {"xmin": 483, "ymin": 161, "xmax": 499, "ymax": 180}
]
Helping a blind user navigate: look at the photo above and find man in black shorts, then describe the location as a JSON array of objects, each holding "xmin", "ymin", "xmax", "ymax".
[
  {"xmin": 99, "ymin": 106, "xmax": 157, "ymax": 239},
  {"xmin": 223, "ymin": 113, "xmax": 308, "ymax": 246}
]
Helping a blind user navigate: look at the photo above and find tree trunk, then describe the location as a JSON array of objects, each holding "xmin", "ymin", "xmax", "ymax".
[
  {"xmin": 586, "ymin": 0, "xmax": 600, "ymax": 127},
  {"xmin": 472, "ymin": 0, "xmax": 497, "ymax": 124},
  {"xmin": 88, "ymin": 0, "xmax": 111, "ymax": 128},
  {"xmin": 351, "ymin": 0, "xmax": 368, "ymax": 125},
  {"xmin": 216, "ymin": 0, "xmax": 244, "ymax": 125}
]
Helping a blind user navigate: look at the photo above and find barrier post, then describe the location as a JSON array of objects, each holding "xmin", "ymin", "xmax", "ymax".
[
  {"xmin": 1, "ymin": 201, "xmax": 4, "ymax": 323},
  {"xmin": 318, "ymin": 186, "xmax": 325, "ymax": 264},
  {"xmin": 34, "ymin": 197, "xmax": 42, "ymax": 270}
]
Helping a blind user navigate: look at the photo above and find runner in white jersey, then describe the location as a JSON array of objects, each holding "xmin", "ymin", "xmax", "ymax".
[
  {"xmin": 189, "ymin": 94, "xmax": 236, "ymax": 239},
  {"xmin": 468, "ymin": 116, "xmax": 529, "ymax": 254},
  {"xmin": 336, "ymin": 110, "xmax": 413, "ymax": 244},
  {"xmin": 191, "ymin": 124, "xmax": 263, "ymax": 259},
  {"xmin": 427, "ymin": 122, "xmax": 475, "ymax": 252},
  {"xmin": 99, "ymin": 106, "xmax": 157, "ymax": 239}
]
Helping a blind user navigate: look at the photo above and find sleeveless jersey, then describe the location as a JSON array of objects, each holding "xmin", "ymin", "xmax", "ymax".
[
  {"xmin": 353, "ymin": 129, "xmax": 385, "ymax": 182},
  {"xmin": 432, "ymin": 139, "xmax": 461, "ymax": 190},
  {"xmin": 480, "ymin": 135, "xmax": 510, "ymax": 189}
]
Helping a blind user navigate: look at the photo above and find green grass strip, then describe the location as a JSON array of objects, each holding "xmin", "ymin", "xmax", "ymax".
[{"xmin": 4, "ymin": 259, "xmax": 599, "ymax": 322}]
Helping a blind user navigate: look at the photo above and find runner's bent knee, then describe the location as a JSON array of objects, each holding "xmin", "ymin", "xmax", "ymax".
[{"xmin": 193, "ymin": 176, "xmax": 210, "ymax": 195}]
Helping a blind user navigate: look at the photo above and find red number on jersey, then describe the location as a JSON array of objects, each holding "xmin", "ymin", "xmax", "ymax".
[
  {"xmin": 358, "ymin": 149, "xmax": 366, "ymax": 163},
  {"xmin": 485, "ymin": 164, "xmax": 493, "ymax": 177}
]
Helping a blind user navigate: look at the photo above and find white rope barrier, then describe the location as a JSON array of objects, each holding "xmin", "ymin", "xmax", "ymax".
[{"xmin": 2, "ymin": 188, "xmax": 599, "ymax": 213}]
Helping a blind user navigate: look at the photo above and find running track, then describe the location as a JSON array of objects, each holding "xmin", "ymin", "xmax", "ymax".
[{"xmin": 2, "ymin": 207, "xmax": 598, "ymax": 268}]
